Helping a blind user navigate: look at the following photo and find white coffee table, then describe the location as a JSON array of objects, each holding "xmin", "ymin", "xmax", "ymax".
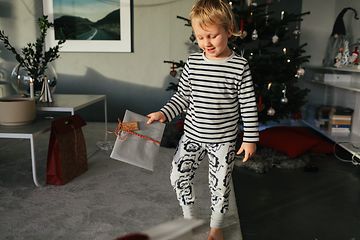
[
  {"xmin": 0, "ymin": 119, "xmax": 51, "ymax": 186},
  {"xmin": 0, "ymin": 94, "xmax": 108, "ymax": 186},
  {"xmin": 37, "ymin": 94, "xmax": 108, "ymax": 136}
]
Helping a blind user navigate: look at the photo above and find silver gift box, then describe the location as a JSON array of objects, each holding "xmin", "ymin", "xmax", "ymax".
[{"xmin": 110, "ymin": 110, "xmax": 165, "ymax": 171}]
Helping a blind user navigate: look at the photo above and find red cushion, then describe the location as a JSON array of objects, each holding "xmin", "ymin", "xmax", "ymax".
[
  {"xmin": 259, "ymin": 126, "xmax": 333, "ymax": 158},
  {"xmin": 291, "ymin": 127, "xmax": 334, "ymax": 154},
  {"xmin": 310, "ymin": 138, "xmax": 334, "ymax": 154}
]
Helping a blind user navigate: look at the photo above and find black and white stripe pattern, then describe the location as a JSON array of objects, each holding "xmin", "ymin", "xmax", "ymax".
[{"xmin": 161, "ymin": 52, "xmax": 259, "ymax": 143}]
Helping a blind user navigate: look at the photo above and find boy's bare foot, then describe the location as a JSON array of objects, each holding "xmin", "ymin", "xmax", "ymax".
[{"xmin": 208, "ymin": 227, "xmax": 224, "ymax": 240}]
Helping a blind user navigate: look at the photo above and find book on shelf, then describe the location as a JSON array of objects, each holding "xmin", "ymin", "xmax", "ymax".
[
  {"xmin": 316, "ymin": 105, "xmax": 332, "ymax": 129},
  {"xmin": 316, "ymin": 105, "xmax": 353, "ymax": 132},
  {"xmin": 332, "ymin": 106, "xmax": 353, "ymax": 119},
  {"xmin": 331, "ymin": 125, "xmax": 351, "ymax": 132},
  {"xmin": 330, "ymin": 106, "xmax": 353, "ymax": 131},
  {"xmin": 331, "ymin": 128, "xmax": 351, "ymax": 135},
  {"xmin": 331, "ymin": 125, "xmax": 351, "ymax": 130},
  {"xmin": 330, "ymin": 119, "xmax": 352, "ymax": 125},
  {"xmin": 331, "ymin": 115, "xmax": 352, "ymax": 121},
  {"xmin": 331, "ymin": 106, "xmax": 354, "ymax": 116}
]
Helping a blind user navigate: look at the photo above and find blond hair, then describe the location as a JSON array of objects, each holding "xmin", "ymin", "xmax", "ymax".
[{"xmin": 190, "ymin": 0, "xmax": 237, "ymax": 36}]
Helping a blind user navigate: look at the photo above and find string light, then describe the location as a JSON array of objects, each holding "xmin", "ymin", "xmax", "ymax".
[{"xmin": 281, "ymin": 11, "xmax": 285, "ymax": 20}]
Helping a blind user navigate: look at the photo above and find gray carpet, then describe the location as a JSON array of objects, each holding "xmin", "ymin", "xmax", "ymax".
[
  {"xmin": 0, "ymin": 122, "xmax": 242, "ymax": 240},
  {"xmin": 234, "ymin": 147, "xmax": 311, "ymax": 174}
]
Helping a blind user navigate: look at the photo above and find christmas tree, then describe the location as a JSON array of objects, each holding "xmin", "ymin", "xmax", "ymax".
[{"xmin": 165, "ymin": 0, "xmax": 311, "ymax": 123}]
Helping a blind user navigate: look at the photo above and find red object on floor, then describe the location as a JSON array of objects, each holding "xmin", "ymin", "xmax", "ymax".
[
  {"xmin": 259, "ymin": 126, "xmax": 334, "ymax": 158},
  {"xmin": 115, "ymin": 233, "xmax": 149, "ymax": 240}
]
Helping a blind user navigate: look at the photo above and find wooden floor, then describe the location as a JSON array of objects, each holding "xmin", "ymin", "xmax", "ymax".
[{"xmin": 232, "ymin": 150, "xmax": 360, "ymax": 240}]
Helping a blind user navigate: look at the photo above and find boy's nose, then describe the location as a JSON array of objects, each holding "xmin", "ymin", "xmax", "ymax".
[{"xmin": 205, "ymin": 39, "xmax": 212, "ymax": 46}]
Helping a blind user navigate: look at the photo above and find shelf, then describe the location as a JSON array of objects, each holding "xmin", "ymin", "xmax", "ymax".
[
  {"xmin": 302, "ymin": 105, "xmax": 360, "ymax": 156},
  {"xmin": 302, "ymin": 118, "xmax": 360, "ymax": 143},
  {"xmin": 302, "ymin": 118, "xmax": 360, "ymax": 157},
  {"xmin": 304, "ymin": 66, "xmax": 360, "ymax": 157},
  {"xmin": 308, "ymin": 79, "xmax": 360, "ymax": 93},
  {"xmin": 306, "ymin": 65, "xmax": 360, "ymax": 73}
]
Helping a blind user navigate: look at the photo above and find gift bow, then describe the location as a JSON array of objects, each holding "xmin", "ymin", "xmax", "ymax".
[{"xmin": 110, "ymin": 119, "xmax": 161, "ymax": 145}]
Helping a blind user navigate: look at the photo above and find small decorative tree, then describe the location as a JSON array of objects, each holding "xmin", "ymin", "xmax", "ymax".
[{"xmin": 0, "ymin": 15, "xmax": 65, "ymax": 93}]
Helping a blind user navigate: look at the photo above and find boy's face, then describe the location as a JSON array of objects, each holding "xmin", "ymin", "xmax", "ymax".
[{"xmin": 192, "ymin": 18, "xmax": 232, "ymax": 60}]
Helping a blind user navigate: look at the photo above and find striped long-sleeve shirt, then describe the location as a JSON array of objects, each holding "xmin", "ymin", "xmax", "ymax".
[{"xmin": 161, "ymin": 51, "xmax": 259, "ymax": 144}]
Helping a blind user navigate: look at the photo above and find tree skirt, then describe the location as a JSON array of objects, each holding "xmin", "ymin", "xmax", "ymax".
[{"xmin": 234, "ymin": 147, "xmax": 311, "ymax": 174}]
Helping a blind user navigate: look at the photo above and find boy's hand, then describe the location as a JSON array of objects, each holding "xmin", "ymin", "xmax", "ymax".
[
  {"xmin": 237, "ymin": 142, "xmax": 256, "ymax": 162},
  {"xmin": 146, "ymin": 111, "xmax": 167, "ymax": 124}
]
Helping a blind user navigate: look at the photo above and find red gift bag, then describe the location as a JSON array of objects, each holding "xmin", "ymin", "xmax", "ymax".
[{"xmin": 46, "ymin": 115, "xmax": 88, "ymax": 185}]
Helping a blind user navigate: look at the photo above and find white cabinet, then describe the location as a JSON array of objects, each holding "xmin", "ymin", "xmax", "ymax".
[{"xmin": 301, "ymin": 65, "xmax": 360, "ymax": 156}]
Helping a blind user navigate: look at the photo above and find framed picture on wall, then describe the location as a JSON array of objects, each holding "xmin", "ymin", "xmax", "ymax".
[{"xmin": 42, "ymin": 0, "xmax": 133, "ymax": 52}]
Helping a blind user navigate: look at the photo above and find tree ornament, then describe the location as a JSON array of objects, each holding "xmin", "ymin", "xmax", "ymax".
[
  {"xmin": 252, "ymin": 29, "xmax": 258, "ymax": 40},
  {"xmin": 295, "ymin": 67, "xmax": 305, "ymax": 78},
  {"xmin": 281, "ymin": 97, "xmax": 288, "ymax": 103},
  {"xmin": 293, "ymin": 24, "xmax": 301, "ymax": 39},
  {"xmin": 267, "ymin": 107, "xmax": 276, "ymax": 116},
  {"xmin": 249, "ymin": 52, "xmax": 254, "ymax": 60},
  {"xmin": 281, "ymin": 85, "xmax": 288, "ymax": 103},
  {"xmin": 239, "ymin": 31, "xmax": 247, "ymax": 39},
  {"xmin": 239, "ymin": 19, "xmax": 247, "ymax": 39},
  {"xmin": 272, "ymin": 34, "xmax": 279, "ymax": 44},
  {"xmin": 280, "ymin": 11, "xmax": 285, "ymax": 20}
]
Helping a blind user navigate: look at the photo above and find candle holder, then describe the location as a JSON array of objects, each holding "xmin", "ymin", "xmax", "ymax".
[{"xmin": 10, "ymin": 63, "xmax": 57, "ymax": 100}]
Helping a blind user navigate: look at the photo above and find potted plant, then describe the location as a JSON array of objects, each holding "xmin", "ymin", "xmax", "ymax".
[{"xmin": 0, "ymin": 15, "xmax": 65, "ymax": 100}]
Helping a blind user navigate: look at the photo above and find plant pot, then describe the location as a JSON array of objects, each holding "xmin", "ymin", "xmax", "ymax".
[{"xmin": 0, "ymin": 97, "xmax": 36, "ymax": 126}]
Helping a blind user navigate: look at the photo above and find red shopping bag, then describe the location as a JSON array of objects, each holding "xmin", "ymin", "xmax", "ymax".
[{"xmin": 46, "ymin": 115, "xmax": 88, "ymax": 185}]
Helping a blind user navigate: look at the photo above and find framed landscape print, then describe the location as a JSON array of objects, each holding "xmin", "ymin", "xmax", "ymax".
[{"xmin": 43, "ymin": 0, "xmax": 133, "ymax": 52}]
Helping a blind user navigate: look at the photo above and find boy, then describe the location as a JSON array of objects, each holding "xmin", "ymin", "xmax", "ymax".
[{"xmin": 147, "ymin": 0, "xmax": 259, "ymax": 239}]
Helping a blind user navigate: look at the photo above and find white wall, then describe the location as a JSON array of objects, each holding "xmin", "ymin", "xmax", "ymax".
[
  {"xmin": 301, "ymin": 0, "xmax": 336, "ymax": 65},
  {"xmin": 0, "ymin": 0, "xmax": 195, "ymax": 121},
  {"xmin": 301, "ymin": 0, "xmax": 360, "ymax": 135}
]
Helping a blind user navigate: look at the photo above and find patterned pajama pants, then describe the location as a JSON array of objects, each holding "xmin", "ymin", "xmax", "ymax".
[{"xmin": 170, "ymin": 134, "xmax": 236, "ymax": 228}]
